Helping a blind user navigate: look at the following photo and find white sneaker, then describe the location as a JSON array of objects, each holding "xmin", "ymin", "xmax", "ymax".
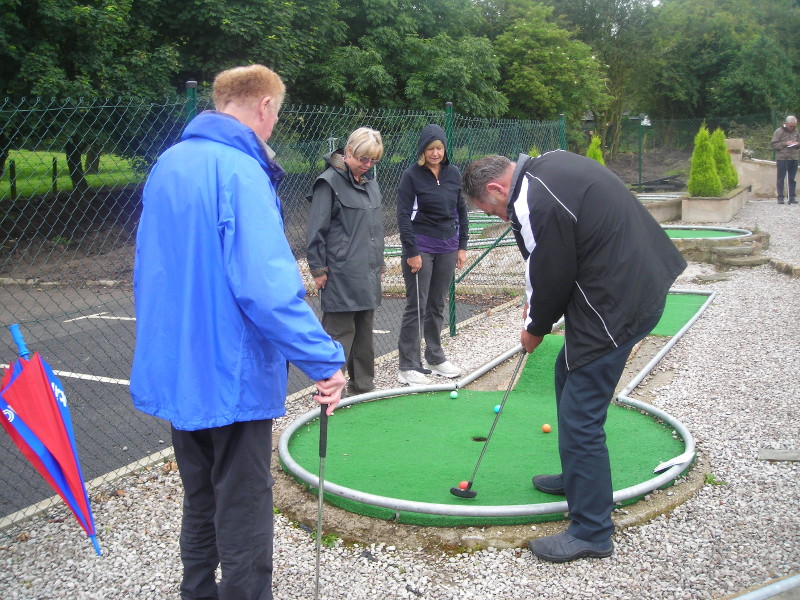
[
  {"xmin": 424, "ymin": 360, "xmax": 462, "ymax": 378},
  {"xmin": 398, "ymin": 369, "xmax": 431, "ymax": 385}
]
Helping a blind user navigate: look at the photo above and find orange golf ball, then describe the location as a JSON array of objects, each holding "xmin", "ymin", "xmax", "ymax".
[
  {"xmin": 542, "ymin": 423, "xmax": 552, "ymax": 433},
  {"xmin": 458, "ymin": 481, "xmax": 469, "ymax": 490}
]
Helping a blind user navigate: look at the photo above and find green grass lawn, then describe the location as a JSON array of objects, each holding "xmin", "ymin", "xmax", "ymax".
[{"xmin": 1, "ymin": 150, "xmax": 142, "ymax": 198}]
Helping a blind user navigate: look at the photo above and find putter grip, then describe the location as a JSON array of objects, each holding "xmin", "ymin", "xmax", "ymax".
[
  {"xmin": 9, "ymin": 324, "xmax": 30, "ymax": 358},
  {"xmin": 319, "ymin": 405, "xmax": 328, "ymax": 458}
]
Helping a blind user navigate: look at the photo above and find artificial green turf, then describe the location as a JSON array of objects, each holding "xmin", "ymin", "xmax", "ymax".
[
  {"xmin": 285, "ymin": 327, "xmax": 689, "ymax": 526},
  {"xmin": 664, "ymin": 227, "xmax": 745, "ymax": 239},
  {"xmin": 651, "ymin": 292, "xmax": 709, "ymax": 336}
]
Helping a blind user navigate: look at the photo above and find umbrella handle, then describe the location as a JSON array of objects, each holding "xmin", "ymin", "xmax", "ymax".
[{"xmin": 9, "ymin": 324, "xmax": 30, "ymax": 359}]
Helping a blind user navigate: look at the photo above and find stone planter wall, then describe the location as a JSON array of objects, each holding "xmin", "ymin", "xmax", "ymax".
[
  {"xmin": 726, "ymin": 138, "xmax": 776, "ymax": 198},
  {"xmin": 680, "ymin": 186, "xmax": 751, "ymax": 223},
  {"xmin": 641, "ymin": 197, "xmax": 683, "ymax": 223}
]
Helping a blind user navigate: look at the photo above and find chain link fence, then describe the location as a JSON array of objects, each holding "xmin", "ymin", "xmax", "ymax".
[
  {"xmin": 0, "ymin": 92, "xmax": 563, "ymax": 524},
  {"xmin": 0, "ymin": 92, "xmax": 784, "ymax": 524},
  {"xmin": 605, "ymin": 113, "xmax": 782, "ymax": 192}
]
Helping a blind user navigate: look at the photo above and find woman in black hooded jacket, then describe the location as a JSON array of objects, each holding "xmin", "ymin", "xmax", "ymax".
[{"xmin": 396, "ymin": 124, "xmax": 469, "ymax": 385}]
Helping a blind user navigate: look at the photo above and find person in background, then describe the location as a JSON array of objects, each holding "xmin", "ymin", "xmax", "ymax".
[
  {"xmin": 396, "ymin": 124, "xmax": 468, "ymax": 386},
  {"xmin": 462, "ymin": 150, "xmax": 686, "ymax": 563},
  {"xmin": 771, "ymin": 115, "xmax": 799, "ymax": 204},
  {"xmin": 131, "ymin": 64, "xmax": 346, "ymax": 600},
  {"xmin": 306, "ymin": 127, "xmax": 385, "ymax": 396}
]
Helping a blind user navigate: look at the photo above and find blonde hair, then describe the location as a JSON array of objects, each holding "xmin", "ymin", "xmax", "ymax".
[
  {"xmin": 346, "ymin": 127, "xmax": 384, "ymax": 160},
  {"xmin": 418, "ymin": 139, "xmax": 445, "ymax": 166},
  {"xmin": 212, "ymin": 65, "xmax": 286, "ymax": 111}
]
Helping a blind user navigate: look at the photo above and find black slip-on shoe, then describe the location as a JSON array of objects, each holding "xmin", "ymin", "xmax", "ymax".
[
  {"xmin": 532, "ymin": 474, "xmax": 565, "ymax": 495},
  {"xmin": 528, "ymin": 531, "xmax": 614, "ymax": 563}
]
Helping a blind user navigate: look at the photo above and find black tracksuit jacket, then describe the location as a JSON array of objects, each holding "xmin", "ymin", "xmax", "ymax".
[{"xmin": 509, "ymin": 150, "xmax": 687, "ymax": 371}]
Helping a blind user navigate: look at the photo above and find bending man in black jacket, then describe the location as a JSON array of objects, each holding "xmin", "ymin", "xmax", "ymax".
[{"xmin": 462, "ymin": 151, "xmax": 687, "ymax": 563}]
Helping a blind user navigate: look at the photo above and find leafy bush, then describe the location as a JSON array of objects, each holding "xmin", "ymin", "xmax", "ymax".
[
  {"xmin": 688, "ymin": 125, "xmax": 722, "ymax": 197},
  {"xmin": 586, "ymin": 134, "xmax": 605, "ymax": 165},
  {"xmin": 710, "ymin": 127, "xmax": 739, "ymax": 190}
]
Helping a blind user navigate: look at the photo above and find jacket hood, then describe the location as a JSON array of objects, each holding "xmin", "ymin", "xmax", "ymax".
[
  {"xmin": 311, "ymin": 148, "xmax": 374, "ymax": 194},
  {"xmin": 183, "ymin": 110, "xmax": 285, "ymax": 186},
  {"xmin": 415, "ymin": 124, "xmax": 449, "ymax": 165},
  {"xmin": 323, "ymin": 149, "xmax": 347, "ymax": 173}
]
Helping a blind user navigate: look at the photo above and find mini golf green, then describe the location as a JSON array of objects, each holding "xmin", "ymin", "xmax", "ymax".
[
  {"xmin": 281, "ymin": 292, "xmax": 709, "ymax": 527},
  {"xmin": 664, "ymin": 226, "xmax": 751, "ymax": 239}
]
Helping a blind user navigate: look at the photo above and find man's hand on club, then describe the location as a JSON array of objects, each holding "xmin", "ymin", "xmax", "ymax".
[
  {"xmin": 314, "ymin": 370, "xmax": 346, "ymax": 415},
  {"xmin": 521, "ymin": 330, "xmax": 543, "ymax": 353}
]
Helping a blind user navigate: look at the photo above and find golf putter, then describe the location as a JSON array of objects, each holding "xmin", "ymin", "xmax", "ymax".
[
  {"xmin": 450, "ymin": 348, "xmax": 527, "ymax": 499},
  {"xmin": 314, "ymin": 404, "xmax": 328, "ymax": 600},
  {"xmin": 414, "ymin": 270, "xmax": 432, "ymax": 374}
]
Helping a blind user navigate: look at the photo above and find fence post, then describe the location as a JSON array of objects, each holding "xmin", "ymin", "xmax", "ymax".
[
  {"xmin": 445, "ymin": 101, "xmax": 458, "ymax": 337},
  {"xmin": 636, "ymin": 117, "xmax": 644, "ymax": 193},
  {"xmin": 558, "ymin": 113, "xmax": 567, "ymax": 150},
  {"xmin": 186, "ymin": 80, "xmax": 198, "ymax": 121},
  {"xmin": 9, "ymin": 159, "xmax": 16, "ymax": 200},
  {"xmin": 52, "ymin": 157, "xmax": 58, "ymax": 194}
]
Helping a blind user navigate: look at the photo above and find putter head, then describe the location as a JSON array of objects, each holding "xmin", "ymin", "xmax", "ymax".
[{"xmin": 450, "ymin": 486, "xmax": 477, "ymax": 499}]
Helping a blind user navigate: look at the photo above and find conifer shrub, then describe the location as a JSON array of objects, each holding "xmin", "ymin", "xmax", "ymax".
[
  {"xmin": 586, "ymin": 134, "xmax": 605, "ymax": 165},
  {"xmin": 710, "ymin": 127, "xmax": 739, "ymax": 190},
  {"xmin": 688, "ymin": 124, "xmax": 722, "ymax": 197}
]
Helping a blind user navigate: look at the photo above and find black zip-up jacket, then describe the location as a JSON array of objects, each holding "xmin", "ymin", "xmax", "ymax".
[
  {"xmin": 509, "ymin": 150, "xmax": 687, "ymax": 370},
  {"xmin": 397, "ymin": 124, "xmax": 469, "ymax": 256}
]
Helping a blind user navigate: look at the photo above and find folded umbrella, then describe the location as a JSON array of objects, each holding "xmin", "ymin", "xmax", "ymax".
[{"xmin": 0, "ymin": 324, "xmax": 101, "ymax": 556}]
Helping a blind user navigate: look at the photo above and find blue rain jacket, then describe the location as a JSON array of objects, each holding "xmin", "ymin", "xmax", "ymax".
[{"xmin": 131, "ymin": 111, "xmax": 344, "ymax": 431}]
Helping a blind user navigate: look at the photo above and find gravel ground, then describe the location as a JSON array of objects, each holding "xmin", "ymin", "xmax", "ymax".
[{"xmin": 1, "ymin": 198, "xmax": 799, "ymax": 600}]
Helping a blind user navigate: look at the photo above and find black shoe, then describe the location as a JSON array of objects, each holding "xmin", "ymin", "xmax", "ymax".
[
  {"xmin": 528, "ymin": 531, "xmax": 614, "ymax": 563},
  {"xmin": 789, "ymin": 199, "xmax": 798, "ymax": 204},
  {"xmin": 778, "ymin": 200, "xmax": 785, "ymax": 204},
  {"xmin": 532, "ymin": 474, "xmax": 565, "ymax": 495}
]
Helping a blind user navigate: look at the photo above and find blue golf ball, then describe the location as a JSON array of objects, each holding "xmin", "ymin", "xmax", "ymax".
[{"xmin": 494, "ymin": 404, "xmax": 501, "ymax": 413}]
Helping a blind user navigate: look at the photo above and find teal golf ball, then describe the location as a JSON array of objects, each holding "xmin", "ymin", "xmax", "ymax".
[
  {"xmin": 494, "ymin": 404, "xmax": 501, "ymax": 413},
  {"xmin": 450, "ymin": 390, "xmax": 459, "ymax": 399}
]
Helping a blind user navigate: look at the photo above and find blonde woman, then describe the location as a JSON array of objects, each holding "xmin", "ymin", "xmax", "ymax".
[{"xmin": 307, "ymin": 127, "xmax": 385, "ymax": 395}]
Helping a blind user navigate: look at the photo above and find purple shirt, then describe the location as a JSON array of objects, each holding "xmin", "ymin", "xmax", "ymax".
[{"xmin": 416, "ymin": 232, "xmax": 460, "ymax": 254}]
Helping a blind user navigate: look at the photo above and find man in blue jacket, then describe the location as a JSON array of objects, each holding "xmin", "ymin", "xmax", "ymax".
[
  {"xmin": 462, "ymin": 151, "xmax": 686, "ymax": 564},
  {"xmin": 131, "ymin": 65, "xmax": 346, "ymax": 600}
]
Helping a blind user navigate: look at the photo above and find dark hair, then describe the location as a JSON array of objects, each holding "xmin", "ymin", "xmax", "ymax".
[{"xmin": 461, "ymin": 155, "xmax": 512, "ymax": 205}]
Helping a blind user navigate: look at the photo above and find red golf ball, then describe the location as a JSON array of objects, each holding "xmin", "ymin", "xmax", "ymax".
[
  {"xmin": 542, "ymin": 423, "xmax": 552, "ymax": 433},
  {"xmin": 458, "ymin": 480, "xmax": 469, "ymax": 490}
]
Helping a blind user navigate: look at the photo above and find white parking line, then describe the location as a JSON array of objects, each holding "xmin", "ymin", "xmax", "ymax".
[
  {"xmin": 52, "ymin": 370, "xmax": 130, "ymax": 386},
  {"xmin": 64, "ymin": 312, "xmax": 135, "ymax": 322},
  {"xmin": 0, "ymin": 363, "xmax": 129, "ymax": 386}
]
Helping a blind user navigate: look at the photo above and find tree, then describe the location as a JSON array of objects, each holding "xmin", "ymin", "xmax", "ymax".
[
  {"xmin": 492, "ymin": 3, "xmax": 611, "ymax": 124},
  {"xmin": 688, "ymin": 125, "xmax": 722, "ymax": 197},
  {"xmin": 586, "ymin": 134, "xmax": 605, "ymax": 165},
  {"xmin": 639, "ymin": 0, "xmax": 800, "ymax": 119},
  {"xmin": 710, "ymin": 127, "xmax": 738, "ymax": 190},
  {"xmin": 307, "ymin": 0, "xmax": 506, "ymax": 115},
  {"xmin": 146, "ymin": 0, "xmax": 346, "ymax": 100},
  {"xmin": 544, "ymin": 0, "xmax": 656, "ymax": 156},
  {"xmin": 0, "ymin": 0, "xmax": 180, "ymax": 193},
  {"xmin": 709, "ymin": 36, "xmax": 797, "ymax": 116}
]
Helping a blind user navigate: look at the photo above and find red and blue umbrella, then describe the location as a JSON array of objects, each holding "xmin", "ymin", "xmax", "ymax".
[{"xmin": 0, "ymin": 324, "xmax": 101, "ymax": 556}]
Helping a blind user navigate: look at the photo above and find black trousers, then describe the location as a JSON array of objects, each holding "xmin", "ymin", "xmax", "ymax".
[
  {"xmin": 554, "ymin": 308, "xmax": 663, "ymax": 542},
  {"xmin": 172, "ymin": 420, "xmax": 274, "ymax": 600},
  {"xmin": 776, "ymin": 159, "xmax": 798, "ymax": 202}
]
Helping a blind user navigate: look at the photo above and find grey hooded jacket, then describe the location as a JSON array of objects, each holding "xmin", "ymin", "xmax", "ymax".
[{"xmin": 306, "ymin": 150, "xmax": 385, "ymax": 313}]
